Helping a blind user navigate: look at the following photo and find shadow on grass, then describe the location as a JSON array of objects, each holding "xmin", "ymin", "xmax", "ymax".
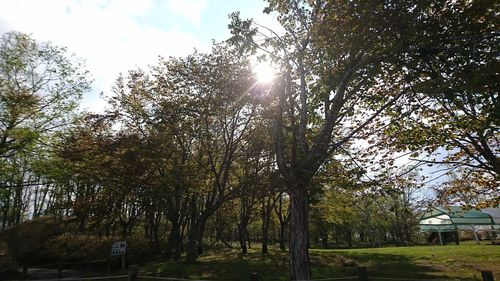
[
  {"xmin": 140, "ymin": 249, "xmax": 482, "ymax": 281},
  {"xmin": 141, "ymin": 249, "xmax": 291, "ymax": 281},
  {"xmin": 323, "ymin": 251, "xmax": 482, "ymax": 281}
]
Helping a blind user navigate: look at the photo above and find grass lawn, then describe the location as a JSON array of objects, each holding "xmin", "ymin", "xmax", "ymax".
[{"xmin": 139, "ymin": 242, "xmax": 499, "ymax": 281}]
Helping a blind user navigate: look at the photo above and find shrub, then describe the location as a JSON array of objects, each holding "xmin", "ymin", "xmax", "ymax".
[
  {"xmin": 0, "ymin": 242, "xmax": 16, "ymax": 273},
  {"xmin": 0, "ymin": 216, "xmax": 68, "ymax": 264},
  {"xmin": 1, "ymin": 217, "xmax": 160, "ymax": 266}
]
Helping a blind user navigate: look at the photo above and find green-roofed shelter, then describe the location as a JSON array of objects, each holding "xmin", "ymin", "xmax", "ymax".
[{"xmin": 419, "ymin": 206, "xmax": 500, "ymax": 244}]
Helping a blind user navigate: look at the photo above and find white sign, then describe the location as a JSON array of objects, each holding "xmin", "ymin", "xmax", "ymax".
[{"xmin": 111, "ymin": 241, "xmax": 127, "ymax": 256}]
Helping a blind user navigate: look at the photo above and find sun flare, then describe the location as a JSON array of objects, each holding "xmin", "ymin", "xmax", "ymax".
[{"xmin": 254, "ymin": 61, "xmax": 276, "ymax": 83}]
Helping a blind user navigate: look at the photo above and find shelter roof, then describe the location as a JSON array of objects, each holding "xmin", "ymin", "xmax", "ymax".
[{"xmin": 419, "ymin": 206, "xmax": 500, "ymax": 232}]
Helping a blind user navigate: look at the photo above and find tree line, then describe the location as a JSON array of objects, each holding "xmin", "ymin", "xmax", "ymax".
[{"xmin": 0, "ymin": 0, "xmax": 498, "ymax": 280}]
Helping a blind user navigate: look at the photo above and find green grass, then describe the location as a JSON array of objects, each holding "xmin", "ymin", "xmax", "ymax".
[
  {"xmin": 139, "ymin": 242, "xmax": 500, "ymax": 281},
  {"xmin": 316, "ymin": 241, "xmax": 500, "ymax": 280}
]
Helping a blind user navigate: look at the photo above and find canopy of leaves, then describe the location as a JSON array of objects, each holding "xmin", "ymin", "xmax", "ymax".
[{"xmin": 0, "ymin": 31, "xmax": 90, "ymax": 158}]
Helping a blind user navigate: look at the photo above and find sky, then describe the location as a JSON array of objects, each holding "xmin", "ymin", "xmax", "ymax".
[
  {"xmin": 0, "ymin": 1, "xmax": 449, "ymax": 195},
  {"xmin": 0, "ymin": 0, "xmax": 276, "ymax": 112}
]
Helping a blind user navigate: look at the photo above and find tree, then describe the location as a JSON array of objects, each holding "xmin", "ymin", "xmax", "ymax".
[
  {"xmin": 377, "ymin": 0, "xmax": 499, "ymax": 207},
  {"xmin": 0, "ymin": 31, "xmax": 90, "ymax": 228},
  {"xmin": 0, "ymin": 31, "xmax": 90, "ymax": 158},
  {"xmin": 110, "ymin": 42, "xmax": 261, "ymax": 262},
  {"xmin": 229, "ymin": 1, "xmax": 412, "ymax": 279},
  {"xmin": 178, "ymin": 44, "xmax": 258, "ymax": 262},
  {"xmin": 309, "ymin": 161, "xmax": 362, "ymax": 248},
  {"xmin": 111, "ymin": 67, "xmax": 198, "ymax": 259},
  {"xmin": 432, "ymin": 169, "xmax": 496, "ymax": 207},
  {"xmin": 273, "ymin": 191, "xmax": 289, "ymax": 251}
]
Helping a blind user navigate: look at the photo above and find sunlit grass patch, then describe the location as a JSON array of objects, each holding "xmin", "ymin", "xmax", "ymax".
[{"xmin": 139, "ymin": 243, "xmax": 499, "ymax": 281}]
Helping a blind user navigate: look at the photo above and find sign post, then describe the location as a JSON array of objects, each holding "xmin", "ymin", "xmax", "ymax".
[{"xmin": 111, "ymin": 241, "xmax": 127, "ymax": 272}]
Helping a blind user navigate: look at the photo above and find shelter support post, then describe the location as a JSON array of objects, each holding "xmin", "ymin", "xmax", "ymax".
[
  {"xmin": 472, "ymin": 225, "xmax": 480, "ymax": 245},
  {"xmin": 437, "ymin": 232, "xmax": 443, "ymax": 245},
  {"xmin": 490, "ymin": 225, "xmax": 496, "ymax": 244}
]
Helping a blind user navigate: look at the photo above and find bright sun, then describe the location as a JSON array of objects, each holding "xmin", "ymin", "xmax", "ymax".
[{"xmin": 254, "ymin": 61, "xmax": 276, "ymax": 83}]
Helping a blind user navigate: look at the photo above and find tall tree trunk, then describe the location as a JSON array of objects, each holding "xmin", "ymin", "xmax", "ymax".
[
  {"xmin": 238, "ymin": 222, "xmax": 248, "ymax": 254},
  {"xmin": 186, "ymin": 216, "xmax": 208, "ymax": 263},
  {"xmin": 78, "ymin": 216, "xmax": 86, "ymax": 233},
  {"xmin": 1, "ymin": 188, "xmax": 11, "ymax": 230},
  {"xmin": 197, "ymin": 220, "xmax": 206, "ymax": 255},
  {"xmin": 289, "ymin": 184, "xmax": 310, "ymax": 280},
  {"xmin": 261, "ymin": 199, "xmax": 273, "ymax": 255},
  {"xmin": 152, "ymin": 212, "xmax": 161, "ymax": 249},
  {"xmin": 186, "ymin": 225, "xmax": 198, "ymax": 263},
  {"xmin": 279, "ymin": 224, "xmax": 287, "ymax": 251},
  {"xmin": 166, "ymin": 221, "xmax": 181, "ymax": 260},
  {"xmin": 262, "ymin": 222, "xmax": 270, "ymax": 254},
  {"xmin": 246, "ymin": 229, "xmax": 251, "ymax": 249},
  {"xmin": 347, "ymin": 228, "xmax": 353, "ymax": 248},
  {"xmin": 13, "ymin": 181, "xmax": 23, "ymax": 225},
  {"xmin": 320, "ymin": 229, "xmax": 329, "ymax": 248},
  {"xmin": 274, "ymin": 192, "xmax": 289, "ymax": 251}
]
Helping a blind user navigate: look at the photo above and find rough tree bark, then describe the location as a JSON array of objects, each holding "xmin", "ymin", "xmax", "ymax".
[
  {"xmin": 261, "ymin": 197, "xmax": 274, "ymax": 255},
  {"xmin": 274, "ymin": 192, "xmax": 290, "ymax": 251},
  {"xmin": 238, "ymin": 221, "xmax": 249, "ymax": 254},
  {"xmin": 166, "ymin": 220, "xmax": 182, "ymax": 260},
  {"xmin": 288, "ymin": 183, "xmax": 310, "ymax": 280}
]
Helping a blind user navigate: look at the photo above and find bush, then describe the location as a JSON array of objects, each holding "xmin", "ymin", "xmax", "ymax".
[
  {"xmin": 48, "ymin": 233, "xmax": 115, "ymax": 261},
  {"xmin": 0, "ymin": 242, "xmax": 16, "ymax": 274},
  {"xmin": 1, "ymin": 217, "xmax": 160, "ymax": 266},
  {"xmin": 0, "ymin": 216, "xmax": 68, "ymax": 264},
  {"xmin": 49, "ymin": 233, "xmax": 157, "ymax": 262}
]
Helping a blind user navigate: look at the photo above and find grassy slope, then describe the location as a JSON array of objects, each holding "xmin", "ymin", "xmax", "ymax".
[
  {"xmin": 140, "ymin": 242, "xmax": 500, "ymax": 281},
  {"xmin": 317, "ymin": 242, "xmax": 500, "ymax": 280}
]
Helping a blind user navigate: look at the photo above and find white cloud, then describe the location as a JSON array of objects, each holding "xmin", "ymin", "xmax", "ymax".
[
  {"xmin": 0, "ymin": 0, "xmax": 204, "ymax": 112},
  {"xmin": 167, "ymin": 0, "xmax": 208, "ymax": 25}
]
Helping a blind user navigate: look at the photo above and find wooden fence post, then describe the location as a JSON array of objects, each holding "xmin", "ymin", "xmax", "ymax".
[
  {"xmin": 128, "ymin": 264, "xmax": 138, "ymax": 281},
  {"xmin": 122, "ymin": 254, "xmax": 126, "ymax": 273},
  {"xmin": 57, "ymin": 260, "xmax": 63, "ymax": 279},
  {"xmin": 357, "ymin": 266, "xmax": 368, "ymax": 281},
  {"xmin": 249, "ymin": 272, "xmax": 259, "ymax": 281},
  {"xmin": 107, "ymin": 257, "xmax": 111, "ymax": 276},
  {"xmin": 481, "ymin": 270, "xmax": 494, "ymax": 281},
  {"xmin": 22, "ymin": 266, "xmax": 28, "ymax": 280},
  {"xmin": 85, "ymin": 262, "xmax": 90, "ymax": 278}
]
